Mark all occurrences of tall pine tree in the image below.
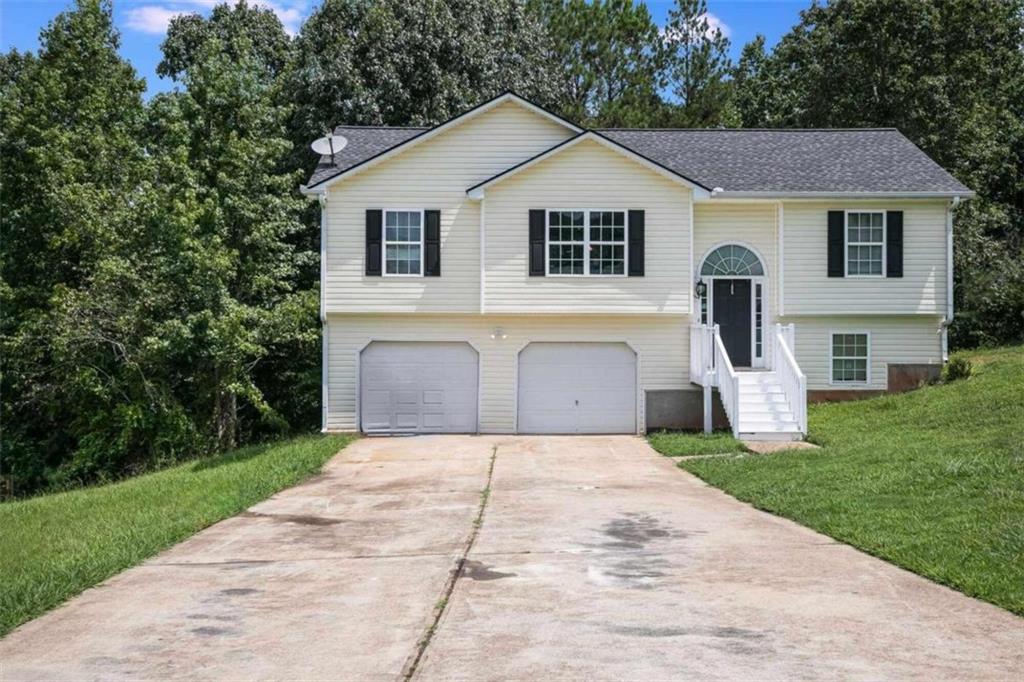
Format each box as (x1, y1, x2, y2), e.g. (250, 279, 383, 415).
(532, 0, 665, 126)
(663, 0, 735, 127)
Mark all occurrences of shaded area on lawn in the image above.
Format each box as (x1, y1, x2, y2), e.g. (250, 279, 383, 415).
(0, 433, 356, 636)
(669, 346, 1024, 615)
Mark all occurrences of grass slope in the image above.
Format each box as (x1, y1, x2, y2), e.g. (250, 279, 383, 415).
(675, 346, 1024, 615)
(0, 433, 355, 636)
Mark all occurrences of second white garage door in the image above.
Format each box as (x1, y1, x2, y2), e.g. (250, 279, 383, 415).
(517, 342, 637, 434)
(360, 342, 478, 433)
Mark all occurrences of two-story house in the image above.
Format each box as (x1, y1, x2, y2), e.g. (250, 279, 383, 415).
(301, 93, 972, 441)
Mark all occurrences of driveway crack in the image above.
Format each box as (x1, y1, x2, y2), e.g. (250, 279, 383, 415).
(401, 445, 497, 681)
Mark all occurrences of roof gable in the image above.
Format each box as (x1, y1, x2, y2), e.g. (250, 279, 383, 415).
(303, 92, 582, 192)
(466, 131, 712, 199)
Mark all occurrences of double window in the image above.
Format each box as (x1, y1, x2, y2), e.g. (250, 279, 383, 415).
(846, 211, 885, 276)
(831, 332, 870, 384)
(547, 210, 626, 276)
(384, 210, 423, 276)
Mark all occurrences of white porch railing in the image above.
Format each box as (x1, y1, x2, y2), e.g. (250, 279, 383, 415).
(712, 325, 740, 437)
(689, 323, 714, 385)
(772, 323, 807, 434)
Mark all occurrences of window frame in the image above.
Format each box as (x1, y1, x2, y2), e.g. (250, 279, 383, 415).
(829, 330, 871, 386)
(545, 209, 628, 278)
(382, 208, 425, 278)
(844, 209, 886, 278)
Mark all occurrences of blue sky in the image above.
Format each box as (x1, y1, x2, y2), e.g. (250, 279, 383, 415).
(1, 0, 808, 98)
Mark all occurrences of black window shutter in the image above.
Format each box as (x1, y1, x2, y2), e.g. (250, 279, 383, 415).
(827, 210, 845, 278)
(628, 210, 645, 277)
(886, 210, 903, 278)
(366, 209, 382, 276)
(424, 210, 441, 276)
(529, 209, 545, 276)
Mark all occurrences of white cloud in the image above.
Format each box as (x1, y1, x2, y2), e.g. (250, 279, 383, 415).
(703, 12, 730, 39)
(122, 1, 309, 37)
(123, 6, 188, 35)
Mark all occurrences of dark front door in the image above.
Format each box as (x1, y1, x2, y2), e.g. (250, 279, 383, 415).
(713, 279, 752, 367)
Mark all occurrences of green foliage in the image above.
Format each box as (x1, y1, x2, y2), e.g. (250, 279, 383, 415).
(677, 345, 1024, 615)
(0, 433, 355, 636)
(531, 0, 666, 127)
(943, 354, 973, 382)
(158, 0, 291, 81)
(1, 0, 313, 496)
(662, 0, 737, 127)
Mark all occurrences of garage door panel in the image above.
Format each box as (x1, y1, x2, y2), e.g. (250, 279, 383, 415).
(360, 342, 478, 433)
(518, 343, 636, 434)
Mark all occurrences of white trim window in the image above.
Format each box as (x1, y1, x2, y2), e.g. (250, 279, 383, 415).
(846, 211, 885, 276)
(831, 332, 870, 384)
(547, 210, 626, 276)
(384, 209, 423, 276)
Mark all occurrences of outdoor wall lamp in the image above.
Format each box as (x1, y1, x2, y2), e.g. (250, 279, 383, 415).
(694, 279, 707, 298)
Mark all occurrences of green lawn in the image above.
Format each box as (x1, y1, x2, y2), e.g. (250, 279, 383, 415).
(647, 430, 748, 457)
(0, 433, 355, 636)
(663, 346, 1024, 615)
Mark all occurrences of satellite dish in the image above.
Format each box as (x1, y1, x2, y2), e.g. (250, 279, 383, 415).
(311, 134, 348, 156)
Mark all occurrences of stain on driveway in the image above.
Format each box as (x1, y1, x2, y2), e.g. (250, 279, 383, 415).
(2, 435, 1023, 681)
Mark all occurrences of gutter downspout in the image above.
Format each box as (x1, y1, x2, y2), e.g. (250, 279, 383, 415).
(319, 192, 329, 431)
(942, 196, 960, 361)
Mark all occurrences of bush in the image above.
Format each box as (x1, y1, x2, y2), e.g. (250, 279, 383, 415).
(944, 354, 973, 382)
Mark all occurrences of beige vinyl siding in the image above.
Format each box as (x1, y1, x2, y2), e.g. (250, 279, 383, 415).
(782, 200, 948, 315)
(323, 101, 573, 314)
(782, 315, 943, 390)
(324, 313, 690, 432)
(483, 139, 693, 314)
(694, 203, 777, 361)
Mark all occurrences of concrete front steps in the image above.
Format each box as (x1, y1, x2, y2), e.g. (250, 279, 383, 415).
(736, 371, 803, 441)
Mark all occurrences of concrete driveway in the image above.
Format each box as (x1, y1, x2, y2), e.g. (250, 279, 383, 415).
(2, 436, 1022, 680)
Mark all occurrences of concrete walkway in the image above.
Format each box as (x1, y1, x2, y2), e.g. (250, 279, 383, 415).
(2, 436, 1022, 680)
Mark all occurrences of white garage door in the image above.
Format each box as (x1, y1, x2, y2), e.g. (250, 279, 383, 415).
(517, 342, 636, 434)
(360, 342, 478, 433)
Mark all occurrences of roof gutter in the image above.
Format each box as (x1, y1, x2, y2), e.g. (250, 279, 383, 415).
(700, 190, 976, 201)
(299, 184, 326, 198)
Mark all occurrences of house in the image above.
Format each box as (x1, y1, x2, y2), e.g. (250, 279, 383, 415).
(301, 92, 972, 441)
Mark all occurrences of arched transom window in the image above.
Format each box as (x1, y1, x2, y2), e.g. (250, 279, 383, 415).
(700, 244, 764, 277)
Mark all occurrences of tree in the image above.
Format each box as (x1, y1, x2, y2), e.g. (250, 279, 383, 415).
(1, 0, 153, 491)
(662, 0, 735, 127)
(152, 30, 307, 450)
(157, 0, 292, 82)
(531, 0, 665, 126)
(284, 0, 555, 167)
(732, 35, 772, 128)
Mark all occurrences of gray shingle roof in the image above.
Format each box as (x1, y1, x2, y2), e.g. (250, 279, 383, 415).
(599, 128, 972, 194)
(307, 125, 428, 188)
(307, 124, 972, 195)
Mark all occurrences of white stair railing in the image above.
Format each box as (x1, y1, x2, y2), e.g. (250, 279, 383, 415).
(773, 323, 807, 434)
(712, 324, 740, 437)
(689, 324, 714, 385)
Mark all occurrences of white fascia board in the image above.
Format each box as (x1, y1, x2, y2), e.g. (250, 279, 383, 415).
(467, 131, 712, 199)
(306, 93, 582, 193)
